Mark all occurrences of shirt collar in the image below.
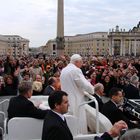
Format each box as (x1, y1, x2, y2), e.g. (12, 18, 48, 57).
(131, 83, 137, 87)
(111, 100, 118, 107)
(52, 110, 65, 121)
(50, 85, 55, 90)
(95, 93, 101, 98)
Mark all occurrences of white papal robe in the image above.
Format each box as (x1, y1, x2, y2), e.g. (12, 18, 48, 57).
(60, 63, 94, 134)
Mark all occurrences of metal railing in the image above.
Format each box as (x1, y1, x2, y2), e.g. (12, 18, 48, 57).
(0, 99, 9, 106)
(0, 127, 3, 140)
(0, 111, 6, 140)
(0, 99, 9, 117)
(79, 91, 99, 135)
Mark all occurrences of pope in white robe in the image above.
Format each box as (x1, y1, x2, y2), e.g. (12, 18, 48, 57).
(60, 54, 94, 134)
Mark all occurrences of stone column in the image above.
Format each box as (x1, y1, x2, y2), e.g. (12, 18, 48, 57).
(123, 40, 125, 56)
(134, 39, 137, 56)
(120, 39, 123, 56)
(56, 0, 64, 56)
(128, 40, 131, 55)
(112, 39, 114, 55)
(108, 38, 112, 55)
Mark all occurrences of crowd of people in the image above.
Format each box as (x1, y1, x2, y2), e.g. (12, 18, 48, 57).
(0, 54, 140, 97)
(0, 54, 140, 139)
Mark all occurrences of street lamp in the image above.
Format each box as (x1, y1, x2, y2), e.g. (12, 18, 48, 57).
(13, 43, 17, 58)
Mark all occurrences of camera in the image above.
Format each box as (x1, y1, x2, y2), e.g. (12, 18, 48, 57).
(120, 128, 127, 137)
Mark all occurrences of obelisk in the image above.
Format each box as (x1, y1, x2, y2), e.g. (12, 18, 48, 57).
(56, 0, 64, 56)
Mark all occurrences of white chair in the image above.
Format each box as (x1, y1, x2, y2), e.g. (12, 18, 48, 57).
(29, 96, 49, 108)
(8, 117, 43, 140)
(64, 114, 104, 140)
(0, 111, 5, 140)
(84, 104, 112, 133)
(29, 96, 49, 103)
(74, 133, 103, 140)
(0, 99, 9, 118)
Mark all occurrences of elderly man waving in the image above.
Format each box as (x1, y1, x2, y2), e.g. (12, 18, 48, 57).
(60, 54, 94, 134)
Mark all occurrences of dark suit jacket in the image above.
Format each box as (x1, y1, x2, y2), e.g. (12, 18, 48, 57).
(102, 100, 137, 129)
(123, 84, 140, 99)
(42, 110, 73, 140)
(8, 95, 47, 120)
(43, 86, 54, 96)
(89, 94, 104, 112)
(94, 132, 113, 140)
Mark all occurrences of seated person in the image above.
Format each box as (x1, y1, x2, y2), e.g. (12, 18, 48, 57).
(32, 74, 44, 95)
(89, 83, 104, 112)
(43, 77, 58, 96)
(0, 76, 4, 96)
(102, 87, 139, 129)
(123, 75, 140, 99)
(8, 81, 48, 120)
(3, 75, 18, 96)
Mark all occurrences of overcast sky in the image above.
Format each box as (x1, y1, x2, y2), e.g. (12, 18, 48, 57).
(0, 0, 140, 47)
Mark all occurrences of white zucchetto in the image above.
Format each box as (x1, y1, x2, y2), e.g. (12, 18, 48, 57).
(70, 54, 82, 63)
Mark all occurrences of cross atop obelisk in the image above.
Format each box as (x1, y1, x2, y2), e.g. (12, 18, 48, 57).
(56, 0, 64, 56)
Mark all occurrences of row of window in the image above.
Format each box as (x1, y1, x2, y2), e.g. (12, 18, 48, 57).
(67, 39, 107, 43)
(67, 43, 108, 47)
(8, 37, 20, 40)
(67, 48, 108, 52)
(66, 35, 106, 41)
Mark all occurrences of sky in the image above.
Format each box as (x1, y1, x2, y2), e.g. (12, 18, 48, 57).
(0, 0, 140, 48)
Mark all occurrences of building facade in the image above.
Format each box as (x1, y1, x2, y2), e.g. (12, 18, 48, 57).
(44, 32, 109, 56)
(0, 35, 29, 57)
(108, 22, 140, 56)
(43, 39, 57, 56)
(43, 22, 140, 57)
(64, 32, 109, 56)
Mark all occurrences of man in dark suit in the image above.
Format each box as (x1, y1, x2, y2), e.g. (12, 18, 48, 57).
(43, 77, 58, 96)
(123, 75, 140, 99)
(8, 81, 48, 120)
(102, 87, 139, 129)
(42, 90, 73, 140)
(89, 83, 104, 112)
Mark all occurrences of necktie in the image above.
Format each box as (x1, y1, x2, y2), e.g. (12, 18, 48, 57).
(63, 117, 68, 127)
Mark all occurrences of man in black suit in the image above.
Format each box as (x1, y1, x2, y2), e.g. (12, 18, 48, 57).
(123, 75, 140, 99)
(8, 81, 48, 120)
(42, 90, 128, 140)
(89, 83, 104, 112)
(43, 77, 58, 96)
(42, 90, 73, 140)
(102, 87, 139, 129)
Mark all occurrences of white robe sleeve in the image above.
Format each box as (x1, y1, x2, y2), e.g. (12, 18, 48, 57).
(73, 68, 94, 95)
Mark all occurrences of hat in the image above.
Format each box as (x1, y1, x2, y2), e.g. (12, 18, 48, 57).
(70, 54, 82, 63)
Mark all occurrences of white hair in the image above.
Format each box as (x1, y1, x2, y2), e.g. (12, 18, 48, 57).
(70, 54, 82, 63)
(94, 83, 104, 92)
(130, 75, 139, 84)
